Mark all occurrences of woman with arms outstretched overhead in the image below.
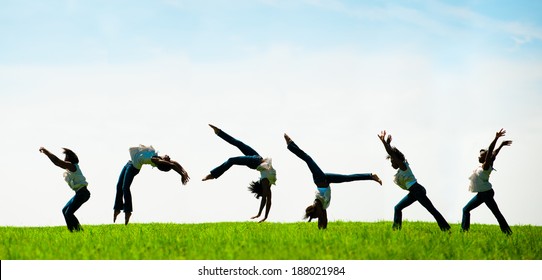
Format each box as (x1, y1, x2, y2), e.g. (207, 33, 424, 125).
(377, 130, 450, 231)
(39, 147, 91, 232)
(462, 128, 513, 235)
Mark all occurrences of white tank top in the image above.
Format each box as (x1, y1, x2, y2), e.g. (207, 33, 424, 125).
(256, 158, 277, 185)
(394, 161, 417, 190)
(129, 145, 158, 169)
(315, 187, 331, 210)
(63, 164, 88, 191)
(469, 166, 493, 193)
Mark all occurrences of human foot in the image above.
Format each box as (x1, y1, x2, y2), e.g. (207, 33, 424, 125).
(284, 133, 292, 144)
(372, 174, 382, 186)
(125, 212, 132, 225)
(202, 174, 215, 181)
(113, 210, 121, 223)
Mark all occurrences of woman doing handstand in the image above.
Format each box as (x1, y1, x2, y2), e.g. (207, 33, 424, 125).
(202, 124, 276, 223)
(284, 134, 381, 229)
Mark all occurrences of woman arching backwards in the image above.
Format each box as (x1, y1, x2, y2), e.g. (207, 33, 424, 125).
(462, 128, 512, 235)
(114, 145, 190, 225)
(377, 130, 450, 231)
(39, 147, 91, 232)
(202, 124, 276, 223)
(284, 134, 381, 229)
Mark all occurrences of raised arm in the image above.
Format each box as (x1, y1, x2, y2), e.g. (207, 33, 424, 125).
(483, 129, 507, 170)
(377, 130, 407, 170)
(39, 147, 76, 171)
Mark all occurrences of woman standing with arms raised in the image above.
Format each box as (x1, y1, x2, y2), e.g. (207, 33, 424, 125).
(39, 147, 91, 232)
(377, 130, 450, 231)
(462, 128, 513, 235)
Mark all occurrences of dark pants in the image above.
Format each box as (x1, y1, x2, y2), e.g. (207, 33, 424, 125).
(287, 141, 373, 187)
(114, 161, 140, 213)
(62, 187, 90, 232)
(210, 130, 263, 178)
(394, 183, 450, 231)
(462, 189, 512, 234)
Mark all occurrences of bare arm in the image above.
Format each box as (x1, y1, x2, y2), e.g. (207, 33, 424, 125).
(152, 157, 190, 185)
(171, 161, 190, 185)
(39, 147, 76, 171)
(377, 130, 407, 170)
(493, 140, 512, 158)
(483, 129, 506, 170)
(319, 209, 328, 229)
(251, 179, 271, 223)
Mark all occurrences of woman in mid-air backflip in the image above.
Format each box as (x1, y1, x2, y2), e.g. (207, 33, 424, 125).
(284, 133, 381, 229)
(377, 130, 450, 231)
(462, 128, 513, 235)
(39, 147, 91, 232)
(202, 124, 276, 223)
(114, 145, 190, 225)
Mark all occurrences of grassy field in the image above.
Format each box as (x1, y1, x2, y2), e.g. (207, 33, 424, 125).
(1, 221, 541, 260)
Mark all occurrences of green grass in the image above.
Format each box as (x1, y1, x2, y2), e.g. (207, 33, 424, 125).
(1, 221, 541, 260)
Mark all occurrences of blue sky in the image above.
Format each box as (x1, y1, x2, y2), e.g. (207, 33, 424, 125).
(1, 0, 541, 228)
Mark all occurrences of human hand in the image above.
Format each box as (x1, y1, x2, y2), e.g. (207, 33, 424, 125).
(378, 130, 387, 141)
(496, 128, 506, 138)
(501, 140, 513, 147)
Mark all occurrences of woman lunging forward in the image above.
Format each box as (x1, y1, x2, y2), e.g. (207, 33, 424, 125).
(462, 128, 512, 235)
(377, 130, 450, 231)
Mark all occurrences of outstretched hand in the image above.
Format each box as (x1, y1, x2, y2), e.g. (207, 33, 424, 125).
(501, 140, 513, 146)
(378, 130, 387, 142)
(496, 128, 506, 138)
(378, 131, 392, 144)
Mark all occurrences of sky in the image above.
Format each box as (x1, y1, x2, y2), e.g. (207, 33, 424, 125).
(1, 0, 541, 228)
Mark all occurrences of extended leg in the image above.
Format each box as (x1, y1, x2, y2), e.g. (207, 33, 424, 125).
(393, 192, 416, 230)
(462, 193, 484, 232)
(216, 128, 260, 156)
(286, 140, 327, 185)
(410, 184, 450, 231)
(209, 155, 263, 179)
(324, 173, 374, 184)
(484, 191, 512, 234)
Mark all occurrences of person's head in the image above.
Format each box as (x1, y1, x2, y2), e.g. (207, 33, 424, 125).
(248, 179, 265, 198)
(479, 149, 488, 163)
(62, 148, 79, 164)
(304, 199, 327, 229)
(154, 156, 173, 172)
(386, 146, 405, 169)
